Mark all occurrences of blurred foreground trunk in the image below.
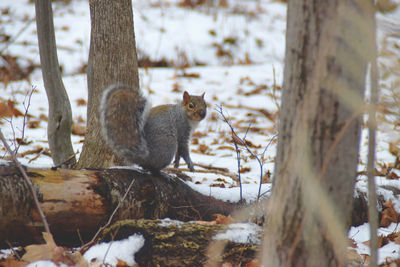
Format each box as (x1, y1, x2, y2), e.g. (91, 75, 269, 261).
(261, 0, 375, 266)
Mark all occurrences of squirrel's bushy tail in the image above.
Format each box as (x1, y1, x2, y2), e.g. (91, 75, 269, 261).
(99, 84, 149, 165)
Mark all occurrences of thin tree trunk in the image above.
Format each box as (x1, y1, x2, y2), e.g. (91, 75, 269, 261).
(35, 0, 76, 168)
(261, 0, 374, 266)
(0, 165, 234, 248)
(367, 2, 379, 265)
(76, 0, 140, 168)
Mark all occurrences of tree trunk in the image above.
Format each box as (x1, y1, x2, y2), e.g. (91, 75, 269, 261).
(76, 0, 140, 168)
(35, 0, 76, 168)
(0, 165, 234, 248)
(261, 0, 374, 266)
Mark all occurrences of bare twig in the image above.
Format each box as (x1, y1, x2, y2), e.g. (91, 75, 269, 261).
(272, 65, 280, 113)
(0, 129, 50, 234)
(1, 87, 35, 156)
(15, 87, 35, 154)
(216, 105, 243, 203)
(0, 17, 36, 55)
(216, 105, 276, 201)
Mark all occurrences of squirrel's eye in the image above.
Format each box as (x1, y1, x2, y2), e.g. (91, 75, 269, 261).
(189, 103, 195, 109)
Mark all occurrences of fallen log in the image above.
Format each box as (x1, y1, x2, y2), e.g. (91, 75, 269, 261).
(0, 164, 235, 248)
(0, 163, 393, 249)
(95, 219, 259, 266)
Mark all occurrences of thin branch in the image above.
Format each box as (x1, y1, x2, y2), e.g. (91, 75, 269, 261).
(216, 105, 243, 203)
(272, 65, 280, 113)
(0, 17, 36, 55)
(15, 87, 35, 155)
(0, 129, 50, 234)
(216, 105, 276, 201)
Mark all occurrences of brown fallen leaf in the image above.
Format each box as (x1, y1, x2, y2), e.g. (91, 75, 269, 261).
(72, 124, 86, 136)
(380, 200, 400, 227)
(0, 99, 23, 117)
(116, 259, 130, 267)
(22, 232, 88, 267)
(76, 98, 87, 106)
(214, 214, 235, 225)
(389, 142, 400, 158)
(0, 255, 28, 267)
(245, 259, 261, 267)
(28, 120, 41, 129)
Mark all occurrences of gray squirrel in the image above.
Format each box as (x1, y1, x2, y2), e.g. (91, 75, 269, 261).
(99, 84, 207, 172)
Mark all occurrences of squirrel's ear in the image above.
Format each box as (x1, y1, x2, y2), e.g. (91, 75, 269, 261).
(201, 92, 205, 99)
(183, 91, 190, 104)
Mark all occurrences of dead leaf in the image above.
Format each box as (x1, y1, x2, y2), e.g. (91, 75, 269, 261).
(0, 99, 23, 117)
(192, 131, 207, 138)
(0, 55, 35, 83)
(176, 72, 200, 78)
(380, 200, 400, 227)
(28, 120, 41, 129)
(22, 232, 58, 262)
(389, 142, 400, 157)
(245, 259, 261, 267)
(0, 256, 28, 267)
(72, 124, 86, 136)
(39, 113, 48, 121)
(387, 171, 399, 180)
(16, 138, 31, 146)
(76, 98, 87, 106)
(20, 146, 51, 158)
(217, 145, 236, 151)
(214, 214, 235, 225)
(239, 167, 251, 173)
(210, 183, 225, 188)
(116, 259, 129, 267)
(22, 232, 88, 267)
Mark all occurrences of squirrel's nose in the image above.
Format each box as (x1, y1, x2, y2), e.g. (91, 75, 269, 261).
(198, 109, 206, 118)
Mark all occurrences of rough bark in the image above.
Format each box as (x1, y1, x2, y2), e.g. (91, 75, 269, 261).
(0, 164, 235, 248)
(76, 0, 140, 168)
(35, 0, 76, 168)
(261, 0, 374, 266)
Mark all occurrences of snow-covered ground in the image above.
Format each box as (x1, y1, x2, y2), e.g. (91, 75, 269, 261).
(1, 0, 400, 265)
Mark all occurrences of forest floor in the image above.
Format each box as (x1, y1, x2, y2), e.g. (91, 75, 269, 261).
(0, 0, 400, 266)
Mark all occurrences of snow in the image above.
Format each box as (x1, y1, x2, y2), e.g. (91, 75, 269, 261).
(213, 222, 262, 245)
(26, 260, 59, 267)
(1, 0, 400, 265)
(349, 223, 400, 264)
(185, 180, 272, 202)
(83, 234, 145, 266)
(158, 218, 184, 227)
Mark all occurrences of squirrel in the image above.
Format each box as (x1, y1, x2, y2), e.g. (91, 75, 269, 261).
(99, 84, 207, 172)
